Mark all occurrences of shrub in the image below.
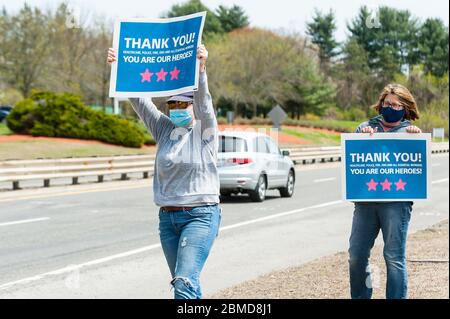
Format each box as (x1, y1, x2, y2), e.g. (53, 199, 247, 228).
(302, 113, 321, 121)
(323, 106, 345, 120)
(234, 117, 252, 125)
(343, 107, 367, 122)
(248, 117, 272, 125)
(135, 121, 156, 145)
(416, 95, 449, 137)
(7, 91, 146, 148)
(217, 116, 228, 125)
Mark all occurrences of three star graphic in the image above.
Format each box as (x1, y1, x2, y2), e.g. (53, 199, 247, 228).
(139, 67, 179, 83)
(366, 178, 406, 191)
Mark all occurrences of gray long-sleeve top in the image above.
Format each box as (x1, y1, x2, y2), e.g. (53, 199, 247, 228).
(129, 71, 220, 207)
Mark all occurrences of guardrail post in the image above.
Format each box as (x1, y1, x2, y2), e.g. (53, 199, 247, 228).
(98, 175, 104, 183)
(44, 179, 50, 187)
(13, 181, 20, 190)
(143, 172, 149, 179)
(72, 177, 79, 185)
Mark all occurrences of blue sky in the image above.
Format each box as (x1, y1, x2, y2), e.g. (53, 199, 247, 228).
(1, 0, 448, 41)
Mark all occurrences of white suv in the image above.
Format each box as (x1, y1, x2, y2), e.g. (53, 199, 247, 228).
(217, 131, 296, 202)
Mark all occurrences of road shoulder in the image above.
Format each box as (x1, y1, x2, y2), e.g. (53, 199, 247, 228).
(211, 220, 449, 299)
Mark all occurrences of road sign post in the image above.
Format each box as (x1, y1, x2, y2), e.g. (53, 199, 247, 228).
(433, 128, 445, 142)
(268, 105, 287, 130)
(226, 111, 234, 124)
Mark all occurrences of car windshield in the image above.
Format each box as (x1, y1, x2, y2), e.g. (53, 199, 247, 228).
(218, 136, 248, 153)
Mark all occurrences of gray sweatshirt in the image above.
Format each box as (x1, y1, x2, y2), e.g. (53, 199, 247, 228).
(129, 71, 220, 207)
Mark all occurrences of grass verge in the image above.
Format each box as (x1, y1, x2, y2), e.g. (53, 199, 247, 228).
(282, 127, 341, 145)
(0, 140, 155, 160)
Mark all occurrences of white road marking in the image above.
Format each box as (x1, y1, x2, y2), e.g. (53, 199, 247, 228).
(0, 184, 151, 203)
(221, 200, 343, 232)
(0, 217, 50, 227)
(313, 177, 336, 183)
(0, 200, 343, 291)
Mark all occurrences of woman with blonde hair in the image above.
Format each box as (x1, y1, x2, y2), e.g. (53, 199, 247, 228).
(348, 83, 422, 299)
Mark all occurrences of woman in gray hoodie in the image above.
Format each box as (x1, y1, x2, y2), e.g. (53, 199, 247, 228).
(108, 45, 221, 299)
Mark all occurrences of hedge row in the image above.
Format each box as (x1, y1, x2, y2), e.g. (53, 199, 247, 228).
(7, 91, 146, 148)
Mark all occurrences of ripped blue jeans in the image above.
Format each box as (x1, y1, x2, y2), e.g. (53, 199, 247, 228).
(158, 204, 221, 299)
(348, 202, 412, 299)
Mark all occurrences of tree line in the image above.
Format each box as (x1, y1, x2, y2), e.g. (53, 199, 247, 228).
(0, 0, 448, 133)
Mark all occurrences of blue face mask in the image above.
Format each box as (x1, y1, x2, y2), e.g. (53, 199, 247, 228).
(169, 109, 193, 127)
(380, 106, 405, 123)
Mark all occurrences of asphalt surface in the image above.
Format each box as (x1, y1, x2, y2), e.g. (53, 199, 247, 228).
(0, 154, 448, 298)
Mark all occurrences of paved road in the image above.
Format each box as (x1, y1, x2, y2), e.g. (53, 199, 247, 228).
(0, 154, 448, 298)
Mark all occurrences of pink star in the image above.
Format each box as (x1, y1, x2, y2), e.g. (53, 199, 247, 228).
(366, 179, 378, 191)
(170, 66, 181, 80)
(395, 178, 407, 191)
(156, 68, 168, 82)
(380, 178, 392, 191)
(140, 68, 153, 83)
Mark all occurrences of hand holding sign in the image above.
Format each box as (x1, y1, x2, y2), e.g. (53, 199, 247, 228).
(406, 125, 422, 133)
(360, 125, 422, 135)
(341, 133, 431, 201)
(109, 12, 206, 98)
(107, 48, 117, 65)
(360, 126, 378, 135)
(197, 44, 208, 72)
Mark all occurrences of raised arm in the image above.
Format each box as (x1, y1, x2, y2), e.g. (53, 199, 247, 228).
(129, 98, 174, 143)
(193, 45, 217, 137)
(107, 48, 173, 143)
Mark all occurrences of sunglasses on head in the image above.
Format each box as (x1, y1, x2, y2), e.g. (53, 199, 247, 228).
(167, 101, 191, 108)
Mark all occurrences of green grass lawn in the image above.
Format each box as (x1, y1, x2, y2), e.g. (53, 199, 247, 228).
(328, 120, 360, 131)
(432, 137, 449, 142)
(0, 122, 11, 135)
(0, 119, 356, 160)
(294, 119, 360, 132)
(281, 128, 341, 145)
(0, 140, 156, 161)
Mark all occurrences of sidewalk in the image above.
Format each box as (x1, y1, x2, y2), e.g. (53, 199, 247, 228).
(211, 220, 449, 299)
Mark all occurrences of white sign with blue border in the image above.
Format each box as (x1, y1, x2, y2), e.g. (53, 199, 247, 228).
(109, 12, 206, 98)
(341, 133, 431, 201)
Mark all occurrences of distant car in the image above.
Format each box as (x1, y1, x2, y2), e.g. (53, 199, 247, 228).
(0, 105, 12, 122)
(218, 131, 296, 202)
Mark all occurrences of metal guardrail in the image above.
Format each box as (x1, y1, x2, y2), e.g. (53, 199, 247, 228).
(0, 143, 448, 191)
(287, 146, 342, 165)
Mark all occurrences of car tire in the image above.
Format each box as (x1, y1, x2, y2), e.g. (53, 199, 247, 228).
(249, 174, 266, 202)
(279, 170, 295, 197)
(219, 190, 231, 200)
